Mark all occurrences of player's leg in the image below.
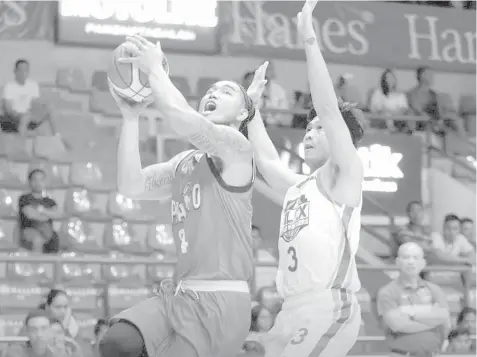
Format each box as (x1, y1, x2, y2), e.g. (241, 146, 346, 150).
(100, 291, 173, 357)
(278, 290, 360, 357)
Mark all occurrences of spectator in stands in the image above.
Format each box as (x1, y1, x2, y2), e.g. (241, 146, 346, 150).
(368, 69, 410, 132)
(242, 71, 255, 91)
(0, 59, 50, 136)
(446, 327, 473, 353)
(291, 89, 313, 129)
(19, 169, 62, 253)
(457, 307, 476, 335)
(44, 289, 79, 340)
(377, 242, 450, 357)
(460, 217, 475, 248)
(429, 214, 475, 265)
(92, 319, 109, 357)
(394, 201, 432, 258)
(334, 73, 362, 107)
(261, 61, 291, 126)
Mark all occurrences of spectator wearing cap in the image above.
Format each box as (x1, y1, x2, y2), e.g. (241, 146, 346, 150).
(393, 201, 432, 258)
(368, 69, 411, 132)
(18, 169, 63, 253)
(377, 242, 451, 357)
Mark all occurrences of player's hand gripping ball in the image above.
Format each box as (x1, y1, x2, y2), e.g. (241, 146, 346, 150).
(107, 38, 169, 104)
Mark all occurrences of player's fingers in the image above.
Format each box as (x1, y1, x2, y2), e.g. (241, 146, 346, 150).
(131, 34, 151, 47)
(155, 41, 163, 51)
(306, 0, 318, 11)
(126, 36, 147, 51)
(122, 41, 142, 57)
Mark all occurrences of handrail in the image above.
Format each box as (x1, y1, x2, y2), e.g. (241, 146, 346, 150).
(0, 255, 473, 273)
(429, 145, 476, 177)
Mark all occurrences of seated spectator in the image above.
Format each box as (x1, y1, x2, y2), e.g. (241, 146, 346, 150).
(429, 214, 475, 265)
(1, 59, 51, 136)
(394, 201, 432, 257)
(368, 69, 410, 132)
(261, 61, 291, 127)
(50, 318, 67, 337)
(377, 242, 451, 357)
(460, 217, 475, 248)
(44, 289, 80, 339)
(92, 319, 109, 357)
(446, 327, 473, 353)
(456, 307, 476, 335)
(291, 90, 312, 129)
(19, 169, 63, 253)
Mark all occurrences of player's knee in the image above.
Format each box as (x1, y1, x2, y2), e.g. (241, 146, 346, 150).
(99, 321, 145, 357)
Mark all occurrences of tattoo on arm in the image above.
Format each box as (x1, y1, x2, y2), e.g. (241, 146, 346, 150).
(187, 120, 251, 159)
(144, 172, 174, 191)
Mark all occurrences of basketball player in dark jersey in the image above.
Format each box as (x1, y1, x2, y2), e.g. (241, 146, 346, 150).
(99, 36, 265, 357)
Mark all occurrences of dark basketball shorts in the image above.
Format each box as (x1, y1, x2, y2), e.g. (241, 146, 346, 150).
(112, 280, 251, 357)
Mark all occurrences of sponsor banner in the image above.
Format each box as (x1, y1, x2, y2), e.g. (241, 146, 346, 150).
(57, 0, 220, 53)
(221, 1, 476, 73)
(266, 128, 422, 216)
(0, 1, 55, 41)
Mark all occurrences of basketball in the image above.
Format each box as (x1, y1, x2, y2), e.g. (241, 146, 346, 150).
(107, 43, 170, 103)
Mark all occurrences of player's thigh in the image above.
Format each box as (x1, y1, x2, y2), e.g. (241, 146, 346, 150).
(263, 308, 302, 357)
(162, 333, 199, 357)
(279, 296, 360, 357)
(112, 295, 173, 357)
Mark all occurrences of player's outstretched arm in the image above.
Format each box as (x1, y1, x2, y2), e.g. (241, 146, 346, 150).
(297, 0, 363, 206)
(121, 35, 253, 164)
(247, 62, 305, 197)
(110, 81, 189, 200)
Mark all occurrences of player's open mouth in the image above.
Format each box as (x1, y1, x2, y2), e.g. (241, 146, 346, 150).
(203, 101, 217, 114)
(304, 144, 314, 149)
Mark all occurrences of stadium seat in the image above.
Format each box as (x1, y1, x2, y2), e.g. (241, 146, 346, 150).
(147, 223, 176, 256)
(65, 189, 109, 220)
(0, 282, 50, 310)
(438, 92, 457, 114)
(29, 163, 70, 189)
(108, 192, 159, 222)
(147, 252, 175, 283)
(33, 135, 71, 163)
(0, 189, 16, 218)
(104, 219, 148, 255)
(70, 162, 116, 192)
(196, 77, 219, 97)
(60, 218, 106, 253)
(6, 251, 53, 283)
(170, 76, 192, 99)
(0, 159, 28, 189)
(108, 283, 152, 313)
(59, 252, 101, 285)
(90, 89, 122, 117)
(102, 251, 147, 284)
(91, 71, 109, 92)
(3, 134, 32, 161)
(0, 219, 17, 251)
(0, 313, 25, 337)
(56, 67, 89, 93)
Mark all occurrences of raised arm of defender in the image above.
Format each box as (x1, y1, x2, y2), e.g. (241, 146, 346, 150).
(246, 62, 305, 198)
(120, 36, 253, 166)
(298, 0, 363, 206)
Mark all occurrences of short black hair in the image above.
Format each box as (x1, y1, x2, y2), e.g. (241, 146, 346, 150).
(25, 309, 52, 326)
(28, 169, 46, 181)
(15, 59, 29, 70)
(457, 307, 476, 325)
(307, 100, 365, 147)
(46, 289, 67, 306)
(406, 201, 422, 214)
(94, 319, 108, 336)
(461, 217, 474, 224)
(251, 225, 260, 231)
(416, 66, 429, 82)
(448, 327, 470, 341)
(444, 214, 460, 224)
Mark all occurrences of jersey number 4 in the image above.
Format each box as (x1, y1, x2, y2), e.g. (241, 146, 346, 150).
(288, 246, 297, 272)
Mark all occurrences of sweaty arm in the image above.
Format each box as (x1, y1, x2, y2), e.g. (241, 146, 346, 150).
(148, 65, 253, 166)
(304, 36, 363, 206)
(117, 116, 191, 200)
(247, 110, 305, 197)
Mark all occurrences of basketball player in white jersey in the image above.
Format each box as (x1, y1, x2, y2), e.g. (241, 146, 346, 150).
(246, 1, 365, 356)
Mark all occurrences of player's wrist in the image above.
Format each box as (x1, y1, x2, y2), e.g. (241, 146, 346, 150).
(304, 36, 317, 46)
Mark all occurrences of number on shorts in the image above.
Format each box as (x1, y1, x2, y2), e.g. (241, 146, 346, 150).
(288, 246, 297, 272)
(178, 228, 188, 254)
(290, 328, 308, 345)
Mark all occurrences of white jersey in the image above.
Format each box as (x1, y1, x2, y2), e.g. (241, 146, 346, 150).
(276, 171, 361, 299)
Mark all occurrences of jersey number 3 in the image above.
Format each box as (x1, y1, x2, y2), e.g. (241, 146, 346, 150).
(288, 246, 297, 272)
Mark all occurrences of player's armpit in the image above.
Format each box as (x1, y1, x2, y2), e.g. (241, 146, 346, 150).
(119, 150, 192, 201)
(326, 159, 363, 207)
(256, 157, 305, 197)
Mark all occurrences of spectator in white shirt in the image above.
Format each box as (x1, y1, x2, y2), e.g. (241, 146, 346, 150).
(261, 61, 291, 127)
(368, 69, 410, 132)
(429, 214, 475, 265)
(1, 59, 50, 136)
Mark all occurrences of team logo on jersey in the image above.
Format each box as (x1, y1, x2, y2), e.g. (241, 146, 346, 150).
(280, 194, 310, 242)
(180, 156, 196, 175)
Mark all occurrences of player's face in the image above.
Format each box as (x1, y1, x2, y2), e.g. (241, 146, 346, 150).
(302, 117, 330, 170)
(199, 81, 248, 125)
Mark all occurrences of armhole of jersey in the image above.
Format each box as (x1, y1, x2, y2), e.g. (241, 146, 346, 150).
(173, 150, 196, 175)
(206, 155, 254, 193)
